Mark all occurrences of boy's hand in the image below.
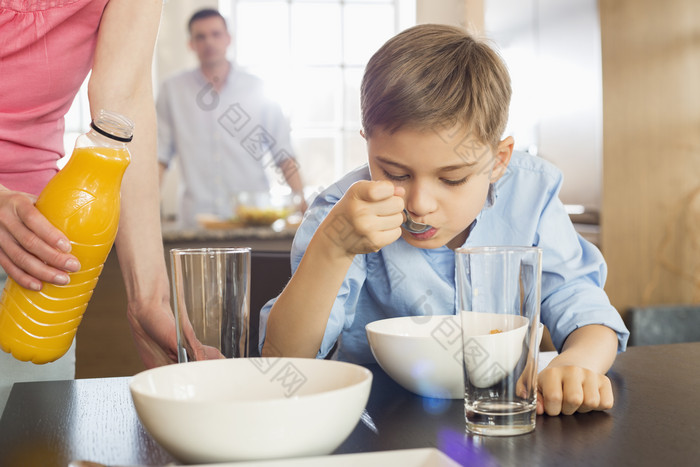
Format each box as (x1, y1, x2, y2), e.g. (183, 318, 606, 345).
(537, 364, 614, 416)
(323, 180, 405, 256)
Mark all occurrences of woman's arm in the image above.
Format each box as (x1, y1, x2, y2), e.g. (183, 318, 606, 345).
(88, 0, 178, 367)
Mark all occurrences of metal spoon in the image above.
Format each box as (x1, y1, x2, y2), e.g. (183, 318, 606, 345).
(69, 462, 140, 467)
(69, 461, 175, 467)
(402, 209, 432, 234)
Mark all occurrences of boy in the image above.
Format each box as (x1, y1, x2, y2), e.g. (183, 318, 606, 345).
(260, 24, 629, 416)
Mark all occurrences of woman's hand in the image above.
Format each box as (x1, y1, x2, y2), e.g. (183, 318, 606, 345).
(0, 187, 80, 290)
(126, 294, 179, 368)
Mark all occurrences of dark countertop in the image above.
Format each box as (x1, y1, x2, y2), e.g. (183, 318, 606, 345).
(2, 343, 699, 466)
(161, 221, 297, 252)
(161, 222, 296, 242)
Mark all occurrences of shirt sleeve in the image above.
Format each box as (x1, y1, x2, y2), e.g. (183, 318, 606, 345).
(260, 97, 297, 168)
(535, 169, 630, 352)
(155, 81, 175, 167)
(258, 184, 368, 358)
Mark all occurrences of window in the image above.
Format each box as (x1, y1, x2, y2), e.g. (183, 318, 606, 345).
(219, 0, 415, 196)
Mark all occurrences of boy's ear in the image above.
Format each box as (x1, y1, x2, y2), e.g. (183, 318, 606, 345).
(490, 136, 514, 182)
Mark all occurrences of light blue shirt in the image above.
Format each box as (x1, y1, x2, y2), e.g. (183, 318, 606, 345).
(157, 64, 295, 228)
(259, 152, 629, 363)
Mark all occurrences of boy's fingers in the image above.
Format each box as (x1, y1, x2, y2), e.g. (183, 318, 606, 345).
(572, 372, 613, 413)
(534, 382, 545, 415)
(374, 196, 405, 217)
(578, 375, 602, 413)
(598, 376, 614, 410)
(375, 227, 403, 247)
(561, 368, 585, 415)
(540, 368, 614, 416)
(374, 212, 404, 231)
(562, 386, 585, 415)
(539, 374, 563, 416)
(354, 180, 396, 202)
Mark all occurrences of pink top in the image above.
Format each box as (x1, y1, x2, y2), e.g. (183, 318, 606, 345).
(0, 0, 110, 196)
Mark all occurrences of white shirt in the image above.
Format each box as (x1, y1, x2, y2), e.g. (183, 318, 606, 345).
(157, 64, 295, 227)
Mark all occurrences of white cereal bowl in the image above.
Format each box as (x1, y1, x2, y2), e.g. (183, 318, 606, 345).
(366, 314, 543, 399)
(460, 312, 533, 388)
(129, 358, 372, 464)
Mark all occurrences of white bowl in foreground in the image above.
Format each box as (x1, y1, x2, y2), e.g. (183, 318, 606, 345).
(366, 314, 543, 399)
(129, 358, 372, 464)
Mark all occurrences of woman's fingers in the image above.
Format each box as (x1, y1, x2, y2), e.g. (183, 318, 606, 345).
(0, 190, 80, 287)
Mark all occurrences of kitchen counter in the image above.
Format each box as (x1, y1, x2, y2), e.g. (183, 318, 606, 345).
(569, 209, 601, 248)
(161, 221, 296, 252)
(573, 223, 600, 247)
(4, 343, 700, 466)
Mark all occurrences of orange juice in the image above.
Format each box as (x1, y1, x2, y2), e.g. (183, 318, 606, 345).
(0, 111, 132, 364)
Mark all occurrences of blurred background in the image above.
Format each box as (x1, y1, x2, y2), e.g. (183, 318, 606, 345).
(65, 0, 605, 218)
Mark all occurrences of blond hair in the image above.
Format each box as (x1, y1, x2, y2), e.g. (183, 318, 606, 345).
(361, 24, 511, 148)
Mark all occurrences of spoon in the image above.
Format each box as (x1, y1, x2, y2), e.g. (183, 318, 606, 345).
(69, 462, 143, 467)
(402, 209, 432, 234)
(69, 461, 174, 467)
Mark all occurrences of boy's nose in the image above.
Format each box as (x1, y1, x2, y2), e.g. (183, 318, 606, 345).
(404, 187, 437, 220)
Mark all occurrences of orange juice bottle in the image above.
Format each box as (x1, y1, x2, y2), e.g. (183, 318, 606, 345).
(0, 110, 132, 364)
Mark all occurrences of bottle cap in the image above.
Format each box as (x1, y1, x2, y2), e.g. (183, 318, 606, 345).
(91, 110, 134, 143)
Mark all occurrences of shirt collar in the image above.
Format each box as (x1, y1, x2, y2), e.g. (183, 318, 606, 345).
(485, 182, 497, 209)
(459, 181, 499, 248)
(195, 61, 235, 87)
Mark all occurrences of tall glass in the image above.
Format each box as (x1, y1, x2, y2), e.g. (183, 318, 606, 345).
(170, 248, 251, 362)
(456, 246, 542, 436)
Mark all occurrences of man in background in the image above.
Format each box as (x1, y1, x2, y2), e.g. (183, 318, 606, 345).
(157, 8, 305, 228)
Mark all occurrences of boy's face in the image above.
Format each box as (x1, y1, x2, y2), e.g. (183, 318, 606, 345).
(365, 126, 513, 250)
